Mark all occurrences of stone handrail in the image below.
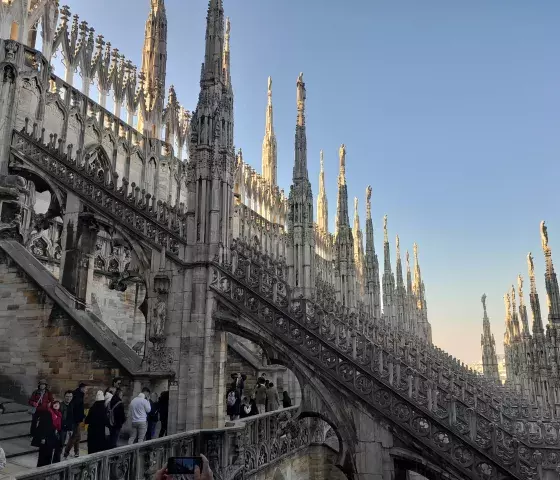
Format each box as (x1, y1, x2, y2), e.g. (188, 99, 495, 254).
(13, 407, 306, 480)
(211, 252, 546, 479)
(228, 238, 557, 447)
(11, 128, 186, 255)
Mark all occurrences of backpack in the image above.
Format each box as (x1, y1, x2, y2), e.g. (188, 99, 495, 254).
(107, 400, 122, 427)
(226, 391, 236, 407)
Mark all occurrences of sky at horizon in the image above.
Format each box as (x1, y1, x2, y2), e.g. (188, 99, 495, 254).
(57, 0, 560, 363)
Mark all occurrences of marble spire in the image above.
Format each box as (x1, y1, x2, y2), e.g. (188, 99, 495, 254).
(382, 215, 395, 326)
(293, 73, 308, 181)
(353, 197, 365, 295)
(480, 293, 500, 382)
(317, 150, 328, 232)
(138, 0, 167, 134)
(364, 186, 381, 319)
(333, 144, 355, 308)
(541, 221, 560, 324)
(202, 0, 225, 83)
(262, 76, 277, 185)
(335, 145, 349, 232)
(222, 17, 231, 89)
(287, 73, 314, 299)
(518, 274, 530, 336)
(510, 284, 521, 339)
(527, 252, 544, 335)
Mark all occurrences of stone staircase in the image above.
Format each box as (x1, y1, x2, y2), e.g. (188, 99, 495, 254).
(210, 249, 546, 480)
(0, 398, 35, 459)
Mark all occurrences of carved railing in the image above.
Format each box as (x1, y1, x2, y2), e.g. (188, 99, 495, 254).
(10, 128, 187, 255)
(13, 407, 307, 480)
(210, 252, 552, 479)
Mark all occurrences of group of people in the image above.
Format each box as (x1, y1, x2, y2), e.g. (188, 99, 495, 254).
(226, 373, 292, 421)
(27, 378, 170, 468)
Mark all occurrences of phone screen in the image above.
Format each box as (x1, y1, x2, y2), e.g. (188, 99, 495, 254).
(167, 457, 202, 480)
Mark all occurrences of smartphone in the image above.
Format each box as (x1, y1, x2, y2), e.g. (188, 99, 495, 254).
(167, 457, 203, 480)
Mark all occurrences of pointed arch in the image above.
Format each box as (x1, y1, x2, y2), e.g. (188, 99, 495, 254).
(83, 145, 112, 184)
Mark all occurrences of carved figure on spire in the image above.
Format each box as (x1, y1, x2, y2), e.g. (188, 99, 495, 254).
(541, 221, 549, 250)
(268, 75, 272, 95)
(354, 197, 358, 217)
(413, 242, 419, 262)
(366, 185, 372, 220)
(482, 293, 487, 314)
(339, 144, 346, 168)
(396, 234, 400, 254)
(528, 252, 536, 284)
(383, 215, 388, 243)
(406, 250, 410, 269)
(296, 73, 305, 110)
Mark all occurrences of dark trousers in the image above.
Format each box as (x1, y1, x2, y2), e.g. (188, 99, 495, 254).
(64, 424, 81, 456)
(159, 417, 167, 438)
(146, 420, 157, 441)
(37, 444, 53, 467)
(108, 426, 121, 448)
(30, 412, 40, 435)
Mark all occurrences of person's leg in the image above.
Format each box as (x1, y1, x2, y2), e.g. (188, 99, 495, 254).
(52, 443, 62, 463)
(128, 424, 138, 445)
(30, 413, 39, 435)
(137, 422, 147, 443)
(64, 429, 76, 457)
(159, 419, 167, 438)
(71, 424, 82, 456)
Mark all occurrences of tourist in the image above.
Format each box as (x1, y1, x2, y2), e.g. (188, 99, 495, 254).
(64, 382, 86, 459)
(155, 453, 213, 480)
(85, 391, 108, 454)
(128, 391, 151, 444)
(104, 390, 113, 408)
(226, 384, 240, 421)
(282, 391, 292, 408)
(28, 379, 54, 435)
(60, 391, 74, 450)
(107, 388, 126, 448)
(239, 397, 252, 418)
(254, 381, 267, 414)
(266, 382, 279, 412)
(158, 391, 169, 438)
(146, 392, 159, 440)
(0, 445, 5, 471)
(31, 399, 62, 467)
(112, 377, 123, 390)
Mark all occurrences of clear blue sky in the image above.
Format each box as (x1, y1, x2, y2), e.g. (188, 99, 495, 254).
(61, 0, 560, 363)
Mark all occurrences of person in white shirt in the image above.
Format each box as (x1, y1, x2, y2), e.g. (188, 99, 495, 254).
(128, 391, 151, 444)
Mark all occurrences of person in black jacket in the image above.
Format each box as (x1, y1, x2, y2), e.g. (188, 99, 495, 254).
(158, 391, 169, 438)
(59, 391, 74, 450)
(145, 392, 159, 441)
(282, 391, 292, 408)
(85, 391, 108, 454)
(107, 388, 126, 448)
(63, 382, 86, 459)
(32, 400, 62, 467)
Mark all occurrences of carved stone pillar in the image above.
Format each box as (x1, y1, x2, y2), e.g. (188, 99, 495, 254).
(143, 272, 174, 372)
(0, 174, 28, 241)
(59, 193, 99, 309)
(0, 40, 20, 174)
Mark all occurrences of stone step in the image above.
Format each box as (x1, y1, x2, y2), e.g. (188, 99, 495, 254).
(0, 401, 29, 414)
(0, 412, 31, 426)
(2, 436, 37, 459)
(0, 421, 31, 441)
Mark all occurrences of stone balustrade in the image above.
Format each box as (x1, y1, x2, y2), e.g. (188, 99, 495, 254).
(211, 243, 551, 479)
(12, 407, 307, 480)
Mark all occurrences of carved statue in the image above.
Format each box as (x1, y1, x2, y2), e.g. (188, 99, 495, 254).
(541, 221, 549, 250)
(481, 294, 487, 313)
(320, 150, 324, 170)
(354, 197, 358, 215)
(527, 252, 535, 279)
(296, 72, 305, 107)
(366, 185, 372, 204)
(406, 250, 410, 267)
(339, 144, 346, 166)
(268, 75, 272, 94)
(151, 296, 167, 339)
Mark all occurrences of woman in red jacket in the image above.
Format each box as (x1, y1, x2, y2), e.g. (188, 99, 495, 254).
(28, 379, 54, 436)
(31, 399, 62, 467)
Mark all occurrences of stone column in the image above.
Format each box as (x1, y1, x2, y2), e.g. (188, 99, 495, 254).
(59, 193, 99, 309)
(351, 406, 395, 480)
(0, 40, 21, 174)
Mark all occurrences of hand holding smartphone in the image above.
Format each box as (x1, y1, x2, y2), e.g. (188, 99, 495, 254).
(166, 457, 203, 480)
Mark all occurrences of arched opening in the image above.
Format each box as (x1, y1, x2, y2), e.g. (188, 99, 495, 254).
(224, 332, 301, 422)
